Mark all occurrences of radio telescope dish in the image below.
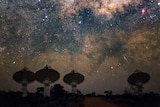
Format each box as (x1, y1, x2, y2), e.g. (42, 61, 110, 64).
(127, 69, 150, 94)
(35, 65, 60, 96)
(128, 69, 150, 85)
(63, 70, 84, 93)
(13, 67, 35, 97)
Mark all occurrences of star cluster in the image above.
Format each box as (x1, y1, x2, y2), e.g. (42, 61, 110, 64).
(0, 0, 160, 94)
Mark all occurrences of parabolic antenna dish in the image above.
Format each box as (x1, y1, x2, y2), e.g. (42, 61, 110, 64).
(63, 70, 84, 85)
(13, 67, 35, 83)
(128, 69, 150, 85)
(35, 65, 60, 83)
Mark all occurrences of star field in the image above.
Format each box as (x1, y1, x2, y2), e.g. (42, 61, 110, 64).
(0, 0, 160, 94)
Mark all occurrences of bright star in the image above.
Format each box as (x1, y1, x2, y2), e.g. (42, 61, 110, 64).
(141, 7, 147, 15)
(78, 20, 82, 24)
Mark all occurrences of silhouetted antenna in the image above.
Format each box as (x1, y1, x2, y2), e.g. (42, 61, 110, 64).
(127, 69, 150, 94)
(35, 65, 60, 96)
(13, 67, 35, 97)
(63, 70, 84, 93)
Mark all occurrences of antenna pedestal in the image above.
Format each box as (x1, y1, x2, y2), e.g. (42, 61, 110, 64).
(21, 80, 28, 97)
(43, 79, 51, 96)
(71, 82, 77, 93)
(135, 82, 143, 95)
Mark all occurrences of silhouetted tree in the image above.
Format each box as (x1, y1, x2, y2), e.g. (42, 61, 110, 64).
(36, 87, 44, 96)
(50, 84, 67, 98)
(104, 90, 112, 96)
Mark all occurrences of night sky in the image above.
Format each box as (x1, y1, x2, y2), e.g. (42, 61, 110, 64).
(0, 0, 160, 94)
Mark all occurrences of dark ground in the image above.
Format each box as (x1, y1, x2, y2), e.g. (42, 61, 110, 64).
(0, 84, 160, 107)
